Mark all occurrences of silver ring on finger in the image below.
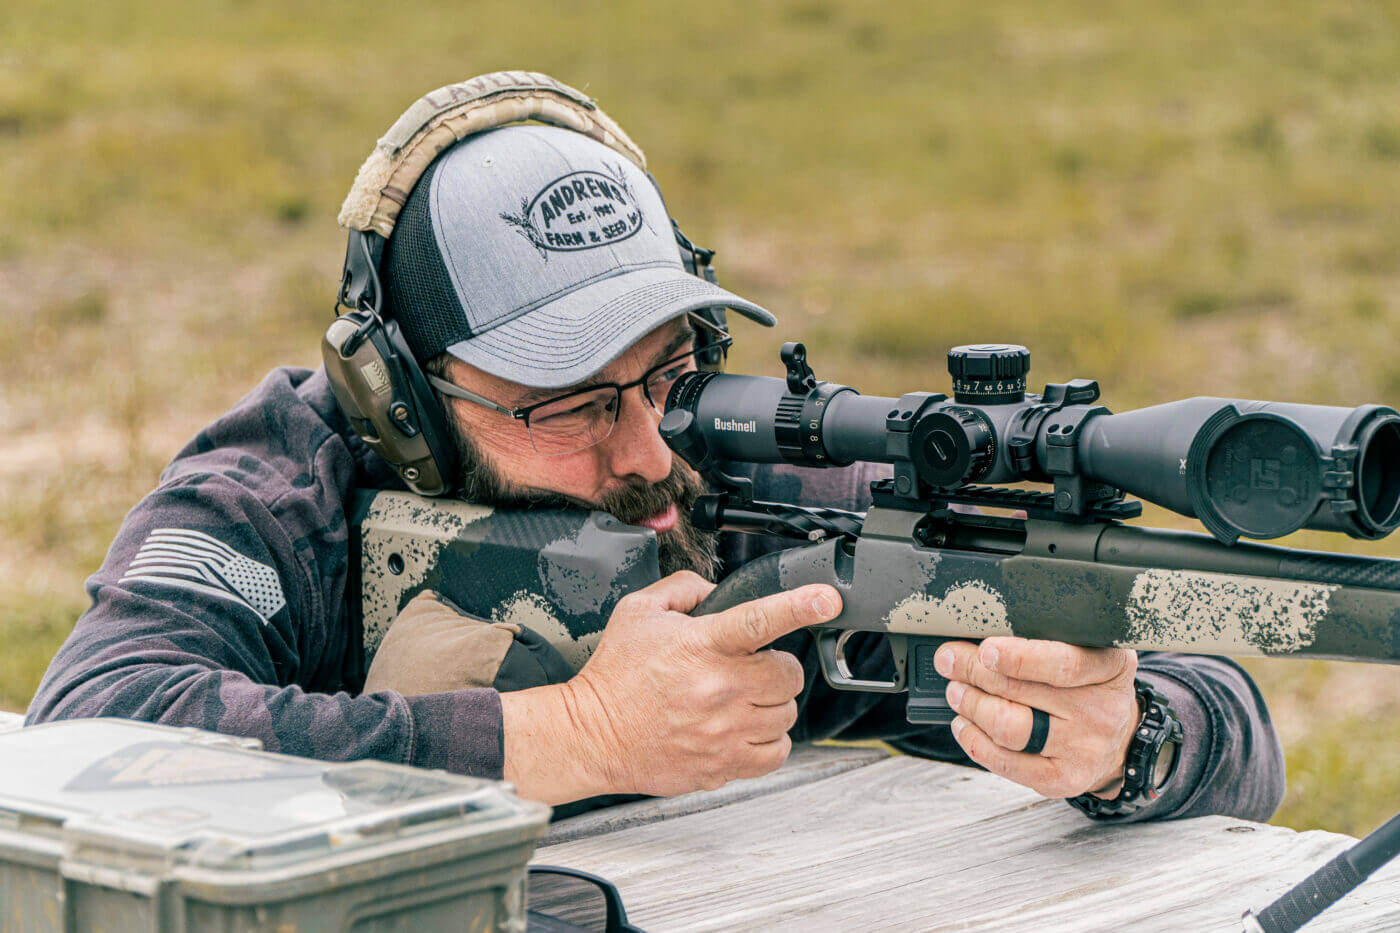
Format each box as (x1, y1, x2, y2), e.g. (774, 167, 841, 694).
(1022, 706, 1051, 755)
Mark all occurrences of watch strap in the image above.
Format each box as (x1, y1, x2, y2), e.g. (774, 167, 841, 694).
(1068, 679, 1184, 819)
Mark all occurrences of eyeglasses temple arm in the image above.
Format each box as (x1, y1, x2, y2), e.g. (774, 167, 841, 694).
(427, 373, 518, 416)
(686, 311, 731, 342)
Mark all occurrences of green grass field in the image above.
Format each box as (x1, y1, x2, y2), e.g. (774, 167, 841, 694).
(3, 0, 1398, 836)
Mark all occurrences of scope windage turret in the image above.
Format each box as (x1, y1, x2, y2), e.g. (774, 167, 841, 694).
(662, 342, 1400, 544)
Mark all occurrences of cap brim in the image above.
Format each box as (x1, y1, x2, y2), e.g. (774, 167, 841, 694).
(442, 267, 775, 389)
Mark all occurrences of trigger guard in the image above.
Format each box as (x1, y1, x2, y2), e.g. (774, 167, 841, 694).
(813, 628, 906, 693)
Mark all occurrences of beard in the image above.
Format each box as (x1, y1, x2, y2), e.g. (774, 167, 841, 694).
(445, 417, 719, 581)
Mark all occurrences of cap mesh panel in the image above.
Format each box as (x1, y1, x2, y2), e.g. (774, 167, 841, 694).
(380, 157, 473, 363)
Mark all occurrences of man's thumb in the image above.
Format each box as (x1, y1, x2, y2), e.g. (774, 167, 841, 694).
(702, 584, 842, 655)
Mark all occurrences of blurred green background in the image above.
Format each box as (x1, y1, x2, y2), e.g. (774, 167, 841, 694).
(2, 1, 1398, 835)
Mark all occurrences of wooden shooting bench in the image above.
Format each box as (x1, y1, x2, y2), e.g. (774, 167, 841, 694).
(539, 745, 1400, 932)
(5, 710, 1394, 931)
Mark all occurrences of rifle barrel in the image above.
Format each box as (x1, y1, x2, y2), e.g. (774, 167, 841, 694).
(1091, 524, 1400, 591)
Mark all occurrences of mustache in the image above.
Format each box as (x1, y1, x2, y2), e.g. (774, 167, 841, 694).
(600, 463, 704, 526)
(476, 462, 703, 526)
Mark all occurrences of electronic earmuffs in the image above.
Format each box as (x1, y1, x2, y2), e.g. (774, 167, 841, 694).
(322, 71, 732, 497)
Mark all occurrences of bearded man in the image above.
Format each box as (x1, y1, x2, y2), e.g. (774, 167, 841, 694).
(28, 74, 1284, 822)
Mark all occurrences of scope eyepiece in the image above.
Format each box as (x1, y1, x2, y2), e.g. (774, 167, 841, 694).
(665, 361, 877, 468)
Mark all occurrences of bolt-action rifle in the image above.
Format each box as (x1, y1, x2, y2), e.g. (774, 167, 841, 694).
(353, 341, 1400, 933)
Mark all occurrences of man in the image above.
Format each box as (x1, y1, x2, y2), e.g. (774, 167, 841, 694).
(28, 75, 1284, 821)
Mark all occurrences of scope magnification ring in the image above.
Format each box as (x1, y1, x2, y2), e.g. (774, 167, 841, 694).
(774, 382, 854, 466)
(801, 384, 855, 465)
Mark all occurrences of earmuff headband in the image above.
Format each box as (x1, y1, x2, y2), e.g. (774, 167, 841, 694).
(338, 71, 646, 241)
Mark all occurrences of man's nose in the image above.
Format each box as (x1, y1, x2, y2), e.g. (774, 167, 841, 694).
(600, 385, 672, 483)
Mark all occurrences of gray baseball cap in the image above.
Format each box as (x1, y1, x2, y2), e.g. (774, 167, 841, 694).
(379, 123, 775, 389)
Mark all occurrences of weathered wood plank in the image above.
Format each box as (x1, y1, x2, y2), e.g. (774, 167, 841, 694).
(538, 757, 1400, 932)
(544, 744, 889, 844)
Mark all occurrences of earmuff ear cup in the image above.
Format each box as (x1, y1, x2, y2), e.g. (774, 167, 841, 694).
(380, 318, 460, 488)
(321, 313, 457, 496)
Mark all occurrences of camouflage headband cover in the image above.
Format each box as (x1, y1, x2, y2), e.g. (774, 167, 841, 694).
(337, 70, 647, 239)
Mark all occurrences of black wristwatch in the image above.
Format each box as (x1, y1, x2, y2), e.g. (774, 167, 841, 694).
(1068, 680, 1183, 819)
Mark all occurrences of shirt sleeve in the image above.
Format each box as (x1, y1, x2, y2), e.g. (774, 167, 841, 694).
(25, 471, 506, 779)
(1118, 654, 1285, 823)
(730, 460, 1286, 823)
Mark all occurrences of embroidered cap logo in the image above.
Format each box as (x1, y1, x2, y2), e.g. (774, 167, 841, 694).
(502, 165, 643, 259)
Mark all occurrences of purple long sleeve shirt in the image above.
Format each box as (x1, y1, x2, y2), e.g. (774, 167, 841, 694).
(27, 366, 1285, 821)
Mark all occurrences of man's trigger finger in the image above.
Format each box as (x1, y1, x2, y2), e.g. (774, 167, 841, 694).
(703, 584, 841, 655)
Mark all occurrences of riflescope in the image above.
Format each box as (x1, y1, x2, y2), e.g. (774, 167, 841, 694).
(663, 342, 1400, 544)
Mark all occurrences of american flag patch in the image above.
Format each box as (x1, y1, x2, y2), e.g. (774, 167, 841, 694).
(120, 529, 287, 624)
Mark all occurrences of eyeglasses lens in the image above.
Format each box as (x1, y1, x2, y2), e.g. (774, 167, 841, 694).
(527, 387, 620, 455)
(642, 358, 697, 411)
(521, 346, 707, 457)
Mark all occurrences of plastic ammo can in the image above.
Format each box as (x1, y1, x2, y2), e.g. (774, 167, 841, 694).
(0, 718, 549, 932)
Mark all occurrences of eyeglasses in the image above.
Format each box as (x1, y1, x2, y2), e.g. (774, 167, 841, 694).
(527, 865, 646, 932)
(428, 315, 732, 457)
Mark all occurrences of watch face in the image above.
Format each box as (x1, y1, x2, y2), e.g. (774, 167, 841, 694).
(1151, 740, 1179, 790)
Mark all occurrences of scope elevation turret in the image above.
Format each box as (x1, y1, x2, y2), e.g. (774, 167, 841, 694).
(947, 344, 1030, 404)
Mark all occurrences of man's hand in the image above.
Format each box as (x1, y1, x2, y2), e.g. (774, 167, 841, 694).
(501, 571, 841, 804)
(935, 637, 1139, 800)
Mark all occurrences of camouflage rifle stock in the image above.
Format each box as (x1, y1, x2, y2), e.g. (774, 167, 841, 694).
(355, 485, 1400, 721)
(352, 486, 1400, 933)
(691, 502, 1400, 723)
(354, 491, 656, 670)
